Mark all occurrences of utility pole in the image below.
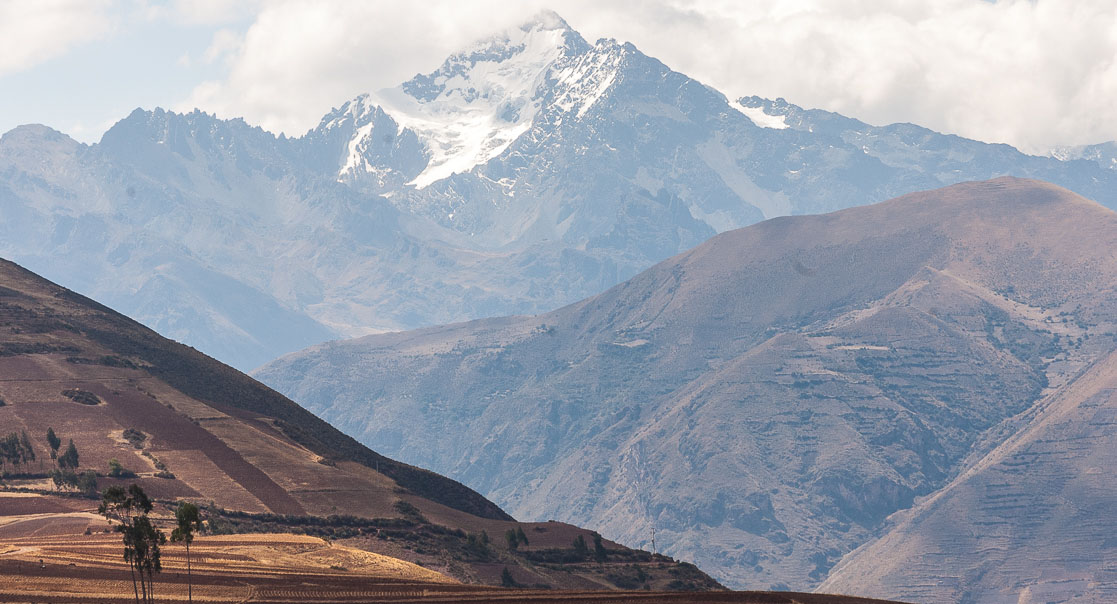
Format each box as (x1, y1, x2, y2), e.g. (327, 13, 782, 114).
(651, 526, 656, 555)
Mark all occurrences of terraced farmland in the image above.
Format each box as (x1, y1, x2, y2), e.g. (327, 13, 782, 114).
(0, 495, 905, 603)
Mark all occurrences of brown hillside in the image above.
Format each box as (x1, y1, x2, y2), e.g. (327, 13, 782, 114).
(0, 257, 504, 520)
(0, 494, 907, 603)
(256, 177, 1117, 596)
(0, 259, 723, 590)
(821, 345, 1117, 603)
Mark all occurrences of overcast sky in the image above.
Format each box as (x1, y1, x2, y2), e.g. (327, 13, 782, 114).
(2, 0, 1115, 154)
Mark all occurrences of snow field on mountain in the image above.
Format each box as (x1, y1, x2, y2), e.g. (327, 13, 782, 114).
(369, 20, 568, 188)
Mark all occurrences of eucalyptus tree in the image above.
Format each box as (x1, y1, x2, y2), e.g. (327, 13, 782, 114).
(100, 484, 164, 604)
(171, 501, 203, 603)
(46, 428, 60, 462)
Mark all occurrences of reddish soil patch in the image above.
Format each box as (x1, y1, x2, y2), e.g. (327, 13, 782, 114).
(0, 553, 908, 604)
(96, 476, 202, 501)
(0, 515, 99, 539)
(81, 379, 306, 515)
(0, 556, 910, 604)
(0, 495, 92, 517)
(0, 354, 304, 516)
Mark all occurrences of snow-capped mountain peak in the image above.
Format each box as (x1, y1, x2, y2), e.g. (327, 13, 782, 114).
(364, 11, 588, 188)
(398, 9, 582, 104)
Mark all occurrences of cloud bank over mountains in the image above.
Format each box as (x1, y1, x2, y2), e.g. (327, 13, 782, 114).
(185, 0, 1117, 154)
(9, 0, 1108, 154)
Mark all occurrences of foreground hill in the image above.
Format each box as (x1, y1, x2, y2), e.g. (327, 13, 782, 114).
(257, 177, 1117, 598)
(0, 258, 720, 590)
(0, 493, 907, 603)
(4, 13, 1117, 371)
(0, 499, 912, 603)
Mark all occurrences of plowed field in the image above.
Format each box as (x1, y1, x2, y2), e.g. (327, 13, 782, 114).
(0, 498, 903, 603)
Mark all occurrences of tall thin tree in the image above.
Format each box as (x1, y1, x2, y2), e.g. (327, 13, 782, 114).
(58, 439, 78, 470)
(100, 484, 161, 604)
(16, 431, 34, 474)
(46, 427, 60, 463)
(134, 515, 165, 603)
(100, 486, 141, 603)
(171, 501, 203, 603)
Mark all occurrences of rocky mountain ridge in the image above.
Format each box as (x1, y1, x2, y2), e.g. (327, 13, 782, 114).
(4, 12, 1117, 370)
(256, 178, 1117, 601)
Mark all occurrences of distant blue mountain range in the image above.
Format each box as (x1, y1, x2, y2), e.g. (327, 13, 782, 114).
(1, 10, 1113, 371)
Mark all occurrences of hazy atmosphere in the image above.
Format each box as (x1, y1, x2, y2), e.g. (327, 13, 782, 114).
(4, 0, 1117, 153)
(3, 2, 1117, 603)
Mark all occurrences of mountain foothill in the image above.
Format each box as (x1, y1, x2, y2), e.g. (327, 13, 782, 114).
(0, 255, 726, 593)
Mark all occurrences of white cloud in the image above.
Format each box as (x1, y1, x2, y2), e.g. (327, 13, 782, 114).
(0, 0, 115, 77)
(203, 28, 242, 63)
(177, 0, 550, 136)
(617, 0, 1117, 153)
(177, 0, 1117, 152)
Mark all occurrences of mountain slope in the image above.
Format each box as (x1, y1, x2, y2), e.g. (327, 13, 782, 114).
(0, 254, 505, 520)
(256, 178, 1117, 594)
(821, 348, 1117, 603)
(0, 256, 736, 590)
(0, 118, 351, 370)
(6, 14, 1117, 371)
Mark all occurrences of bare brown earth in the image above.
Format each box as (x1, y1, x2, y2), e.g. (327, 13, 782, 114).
(0, 257, 733, 591)
(0, 497, 905, 603)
